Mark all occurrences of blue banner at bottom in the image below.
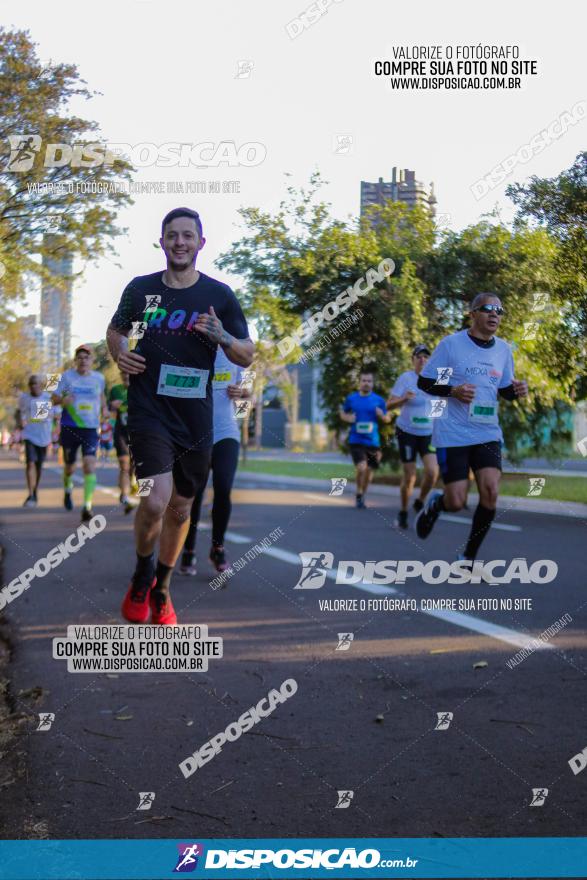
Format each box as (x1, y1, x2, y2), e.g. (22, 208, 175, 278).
(1, 838, 586, 879)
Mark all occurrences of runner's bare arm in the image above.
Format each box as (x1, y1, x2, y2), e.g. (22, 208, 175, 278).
(106, 324, 146, 374)
(387, 392, 415, 408)
(339, 408, 356, 424)
(194, 307, 254, 367)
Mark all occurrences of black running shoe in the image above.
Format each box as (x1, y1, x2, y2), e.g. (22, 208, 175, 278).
(396, 510, 408, 529)
(178, 551, 197, 577)
(23, 495, 37, 508)
(210, 545, 230, 573)
(356, 495, 366, 509)
(413, 498, 424, 513)
(64, 490, 73, 511)
(415, 490, 443, 539)
(81, 506, 93, 523)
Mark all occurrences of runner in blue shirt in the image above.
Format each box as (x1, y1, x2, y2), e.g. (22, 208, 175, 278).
(340, 370, 389, 509)
(388, 344, 439, 529)
(415, 293, 528, 564)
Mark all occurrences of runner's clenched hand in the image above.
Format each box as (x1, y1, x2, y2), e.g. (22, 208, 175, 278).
(118, 350, 146, 375)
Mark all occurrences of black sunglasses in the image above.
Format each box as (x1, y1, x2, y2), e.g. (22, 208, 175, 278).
(475, 304, 504, 316)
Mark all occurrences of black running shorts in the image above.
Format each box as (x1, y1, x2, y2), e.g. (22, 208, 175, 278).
(114, 426, 130, 458)
(436, 441, 502, 485)
(349, 444, 381, 470)
(24, 440, 48, 465)
(128, 430, 211, 498)
(396, 427, 436, 464)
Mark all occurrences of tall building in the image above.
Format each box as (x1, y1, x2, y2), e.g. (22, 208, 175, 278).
(21, 315, 60, 373)
(360, 167, 437, 219)
(40, 235, 73, 367)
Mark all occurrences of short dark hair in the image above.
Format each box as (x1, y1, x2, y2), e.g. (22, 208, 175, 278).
(359, 369, 374, 378)
(161, 207, 203, 239)
(470, 292, 500, 311)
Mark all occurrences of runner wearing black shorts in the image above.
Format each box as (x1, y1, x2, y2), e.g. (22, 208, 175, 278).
(415, 293, 528, 564)
(107, 207, 254, 625)
(108, 370, 137, 514)
(388, 344, 439, 529)
(340, 371, 389, 509)
(19, 375, 53, 508)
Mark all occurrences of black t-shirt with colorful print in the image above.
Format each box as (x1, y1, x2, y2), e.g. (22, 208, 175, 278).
(110, 271, 249, 450)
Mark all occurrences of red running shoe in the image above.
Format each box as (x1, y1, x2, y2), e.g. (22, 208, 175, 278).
(121, 576, 155, 623)
(150, 590, 177, 625)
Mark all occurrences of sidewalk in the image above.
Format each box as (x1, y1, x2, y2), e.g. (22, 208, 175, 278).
(235, 470, 587, 520)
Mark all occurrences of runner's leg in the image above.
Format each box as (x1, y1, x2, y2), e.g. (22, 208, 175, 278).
(400, 462, 417, 510)
(355, 460, 368, 506)
(418, 452, 439, 503)
(463, 466, 500, 560)
(180, 490, 206, 574)
(210, 439, 239, 571)
(81, 454, 97, 520)
(118, 454, 131, 500)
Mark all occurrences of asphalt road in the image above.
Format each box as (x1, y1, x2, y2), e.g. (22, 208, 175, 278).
(1, 452, 586, 843)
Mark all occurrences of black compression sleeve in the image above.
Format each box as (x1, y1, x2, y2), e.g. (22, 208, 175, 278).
(417, 375, 452, 397)
(498, 384, 516, 401)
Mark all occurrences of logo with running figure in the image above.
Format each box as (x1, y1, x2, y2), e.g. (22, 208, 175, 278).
(173, 843, 204, 873)
(36, 713, 55, 731)
(529, 788, 548, 807)
(5, 134, 42, 171)
(428, 399, 447, 418)
(136, 791, 155, 811)
(293, 552, 334, 590)
(436, 367, 453, 385)
(130, 321, 148, 340)
(45, 373, 61, 392)
(435, 712, 453, 731)
(33, 400, 52, 420)
(329, 477, 347, 496)
(235, 399, 252, 420)
(527, 477, 545, 497)
(335, 790, 354, 808)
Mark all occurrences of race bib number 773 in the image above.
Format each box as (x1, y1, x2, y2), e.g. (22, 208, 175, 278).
(157, 364, 208, 398)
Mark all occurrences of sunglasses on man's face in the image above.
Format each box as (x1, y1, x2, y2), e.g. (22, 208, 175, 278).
(475, 304, 504, 316)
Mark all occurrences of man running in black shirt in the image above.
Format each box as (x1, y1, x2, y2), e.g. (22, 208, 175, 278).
(107, 208, 254, 624)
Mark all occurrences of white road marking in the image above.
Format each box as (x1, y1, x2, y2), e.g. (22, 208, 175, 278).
(440, 514, 521, 533)
(422, 607, 552, 650)
(53, 469, 545, 648)
(303, 493, 522, 531)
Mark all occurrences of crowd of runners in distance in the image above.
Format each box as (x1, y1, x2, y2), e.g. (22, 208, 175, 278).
(7, 204, 528, 623)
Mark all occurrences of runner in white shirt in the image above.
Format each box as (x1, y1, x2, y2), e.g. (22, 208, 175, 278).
(415, 293, 528, 563)
(178, 347, 253, 576)
(18, 375, 54, 507)
(388, 344, 439, 529)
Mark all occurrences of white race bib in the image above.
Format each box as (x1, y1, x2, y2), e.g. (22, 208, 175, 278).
(468, 401, 498, 424)
(157, 364, 209, 398)
(356, 421, 374, 434)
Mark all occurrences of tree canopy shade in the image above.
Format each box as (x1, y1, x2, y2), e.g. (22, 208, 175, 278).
(218, 170, 585, 463)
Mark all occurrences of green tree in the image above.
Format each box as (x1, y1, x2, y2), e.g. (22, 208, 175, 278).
(507, 152, 587, 399)
(0, 28, 133, 291)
